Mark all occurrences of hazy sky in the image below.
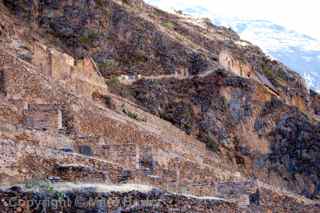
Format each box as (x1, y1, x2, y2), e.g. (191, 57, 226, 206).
(145, 0, 320, 40)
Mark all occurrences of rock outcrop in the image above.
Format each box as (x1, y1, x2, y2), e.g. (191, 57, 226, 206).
(0, 0, 319, 212)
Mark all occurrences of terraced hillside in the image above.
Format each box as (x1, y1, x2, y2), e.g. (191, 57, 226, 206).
(0, 0, 319, 212)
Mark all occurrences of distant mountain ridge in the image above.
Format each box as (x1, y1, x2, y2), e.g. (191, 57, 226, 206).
(147, 2, 320, 92)
(211, 17, 320, 93)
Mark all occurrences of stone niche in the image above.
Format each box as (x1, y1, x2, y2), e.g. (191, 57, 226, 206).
(138, 146, 156, 175)
(23, 104, 63, 131)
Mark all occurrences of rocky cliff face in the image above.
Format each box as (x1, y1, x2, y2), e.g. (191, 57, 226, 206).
(0, 0, 319, 212)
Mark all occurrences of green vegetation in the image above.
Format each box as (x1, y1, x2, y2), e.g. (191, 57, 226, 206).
(122, 107, 139, 120)
(24, 180, 65, 200)
(160, 102, 194, 135)
(121, 105, 146, 122)
(182, 110, 193, 134)
(261, 64, 287, 83)
(106, 75, 120, 88)
(79, 31, 99, 46)
(98, 59, 118, 71)
(105, 75, 135, 99)
(262, 65, 274, 80)
(205, 137, 220, 153)
(204, 133, 220, 153)
(92, 92, 116, 110)
(161, 21, 175, 30)
(104, 95, 113, 108)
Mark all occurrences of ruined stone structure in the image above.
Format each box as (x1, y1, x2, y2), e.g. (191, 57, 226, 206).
(0, 43, 318, 211)
(31, 42, 108, 98)
(219, 50, 253, 79)
(219, 50, 279, 97)
(23, 104, 63, 132)
(0, 0, 319, 212)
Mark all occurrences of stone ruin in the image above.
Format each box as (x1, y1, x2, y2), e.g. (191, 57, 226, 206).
(219, 50, 253, 79)
(23, 103, 63, 132)
(219, 50, 278, 96)
(0, 41, 318, 212)
(31, 42, 108, 97)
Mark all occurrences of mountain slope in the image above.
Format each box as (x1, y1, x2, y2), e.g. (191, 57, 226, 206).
(0, 0, 319, 211)
(146, 1, 320, 92)
(212, 18, 320, 92)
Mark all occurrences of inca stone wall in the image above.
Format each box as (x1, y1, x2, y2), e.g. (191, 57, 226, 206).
(0, 46, 242, 197)
(23, 104, 63, 132)
(0, 41, 319, 211)
(219, 50, 279, 97)
(219, 50, 253, 79)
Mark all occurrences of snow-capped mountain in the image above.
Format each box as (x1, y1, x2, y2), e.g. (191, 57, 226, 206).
(211, 17, 320, 92)
(145, 2, 320, 92)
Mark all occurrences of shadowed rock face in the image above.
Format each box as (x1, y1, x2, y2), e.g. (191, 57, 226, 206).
(311, 90, 320, 116)
(0, 0, 320, 209)
(3, 0, 216, 78)
(124, 72, 247, 147)
(122, 74, 320, 198)
(267, 110, 320, 198)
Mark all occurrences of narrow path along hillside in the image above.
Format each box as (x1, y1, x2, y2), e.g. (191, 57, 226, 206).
(0, 0, 319, 212)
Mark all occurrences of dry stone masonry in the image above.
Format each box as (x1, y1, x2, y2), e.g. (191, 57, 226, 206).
(0, 0, 319, 212)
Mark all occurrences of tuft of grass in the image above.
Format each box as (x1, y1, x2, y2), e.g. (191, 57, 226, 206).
(206, 140, 219, 153)
(92, 92, 115, 110)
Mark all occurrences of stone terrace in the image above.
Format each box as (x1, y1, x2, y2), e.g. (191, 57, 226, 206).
(0, 43, 319, 211)
(0, 46, 243, 197)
